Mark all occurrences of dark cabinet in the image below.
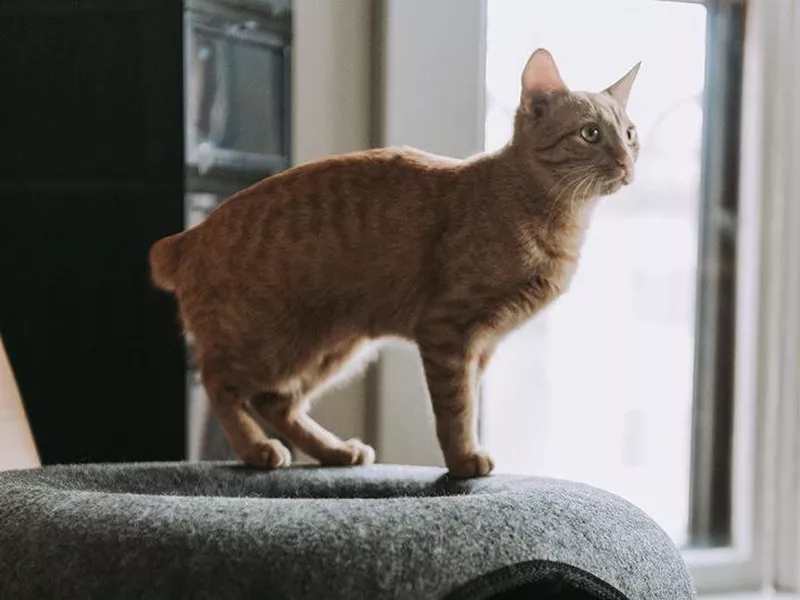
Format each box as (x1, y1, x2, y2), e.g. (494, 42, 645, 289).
(0, 1, 185, 184)
(0, 1, 186, 464)
(0, 0, 293, 464)
(2, 190, 185, 463)
(1, 0, 290, 465)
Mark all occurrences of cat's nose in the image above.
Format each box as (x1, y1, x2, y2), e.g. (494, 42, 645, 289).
(616, 157, 635, 184)
(616, 157, 633, 171)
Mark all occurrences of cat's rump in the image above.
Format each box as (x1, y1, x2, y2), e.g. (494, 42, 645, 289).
(149, 232, 188, 292)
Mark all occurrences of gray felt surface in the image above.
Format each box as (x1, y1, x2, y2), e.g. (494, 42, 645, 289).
(0, 462, 696, 599)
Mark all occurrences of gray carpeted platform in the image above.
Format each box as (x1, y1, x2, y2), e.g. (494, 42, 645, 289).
(0, 463, 696, 599)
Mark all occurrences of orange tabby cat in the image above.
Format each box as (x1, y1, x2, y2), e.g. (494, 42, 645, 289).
(150, 49, 640, 477)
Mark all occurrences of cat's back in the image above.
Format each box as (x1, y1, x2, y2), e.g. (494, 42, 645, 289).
(189, 147, 464, 254)
(169, 146, 462, 297)
(199, 146, 456, 229)
(242, 145, 454, 197)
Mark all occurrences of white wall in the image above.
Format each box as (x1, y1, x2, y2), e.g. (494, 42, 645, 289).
(379, 0, 487, 156)
(291, 0, 374, 457)
(292, 0, 373, 164)
(373, 0, 487, 466)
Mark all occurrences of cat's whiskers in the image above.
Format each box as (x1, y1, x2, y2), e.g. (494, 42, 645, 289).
(566, 171, 601, 220)
(546, 166, 590, 207)
(543, 177, 575, 231)
(543, 167, 594, 231)
(572, 171, 603, 214)
(567, 176, 588, 217)
(577, 173, 598, 201)
(543, 178, 580, 231)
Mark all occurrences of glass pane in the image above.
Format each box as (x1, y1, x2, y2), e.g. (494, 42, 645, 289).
(482, 0, 708, 547)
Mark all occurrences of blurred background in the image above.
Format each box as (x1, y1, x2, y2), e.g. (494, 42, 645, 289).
(1, 0, 798, 595)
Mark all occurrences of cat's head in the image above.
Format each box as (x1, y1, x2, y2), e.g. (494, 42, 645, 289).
(512, 49, 641, 198)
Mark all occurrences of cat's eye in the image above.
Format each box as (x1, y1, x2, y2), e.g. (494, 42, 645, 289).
(580, 124, 601, 144)
(626, 126, 638, 144)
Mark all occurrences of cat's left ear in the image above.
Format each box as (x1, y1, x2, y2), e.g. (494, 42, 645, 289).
(602, 62, 642, 109)
(521, 49, 567, 98)
(520, 49, 568, 118)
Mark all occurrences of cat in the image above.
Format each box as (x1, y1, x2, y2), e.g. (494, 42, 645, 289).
(150, 48, 641, 477)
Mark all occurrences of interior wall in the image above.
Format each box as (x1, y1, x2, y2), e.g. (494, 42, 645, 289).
(372, 0, 487, 467)
(291, 0, 374, 460)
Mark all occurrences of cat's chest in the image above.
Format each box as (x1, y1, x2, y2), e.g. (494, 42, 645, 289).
(494, 228, 588, 324)
(514, 202, 595, 283)
(518, 231, 584, 291)
(476, 268, 571, 350)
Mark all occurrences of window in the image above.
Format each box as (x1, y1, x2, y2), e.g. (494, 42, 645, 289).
(481, 0, 742, 551)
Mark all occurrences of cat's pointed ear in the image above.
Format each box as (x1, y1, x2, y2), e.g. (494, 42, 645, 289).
(521, 48, 568, 100)
(602, 62, 641, 109)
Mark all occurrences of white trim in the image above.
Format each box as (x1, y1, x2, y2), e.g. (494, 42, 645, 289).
(750, 0, 800, 593)
(690, 0, 800, 593)
(774, 0, 800, 591)
(373, 0, 487, 466)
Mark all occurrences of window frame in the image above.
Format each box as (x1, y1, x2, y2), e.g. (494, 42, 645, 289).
(371, 0, 800, 594)
(689, 0, 800, 593)
(688, 0, 745, 550)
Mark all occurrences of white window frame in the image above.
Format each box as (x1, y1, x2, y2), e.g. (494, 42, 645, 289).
(684, 0, 800, 592)
(372, 0, 800, 595)
(760, 0, 800, 593)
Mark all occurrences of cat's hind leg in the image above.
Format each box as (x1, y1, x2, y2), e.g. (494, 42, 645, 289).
(202, 374, 291, 469)
(251, 392, 375, 466)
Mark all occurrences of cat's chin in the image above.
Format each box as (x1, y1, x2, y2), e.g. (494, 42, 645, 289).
(601, 172, 635, 195)
(599, 179, 624, 195)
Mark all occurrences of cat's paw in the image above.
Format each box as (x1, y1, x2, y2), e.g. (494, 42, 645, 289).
(242, 439, 292, 469)
(447, 450, 495, 478)
(322, 438, 376, 466)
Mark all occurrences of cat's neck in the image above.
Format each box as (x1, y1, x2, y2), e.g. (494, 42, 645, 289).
(476, 142, 598, 233)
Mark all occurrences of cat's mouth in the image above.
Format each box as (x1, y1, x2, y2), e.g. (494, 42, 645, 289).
(606, 168, 634, 191)
(600, 173, 631, 194)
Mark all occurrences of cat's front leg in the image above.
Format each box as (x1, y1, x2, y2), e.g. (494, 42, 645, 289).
(417, 325, 494, 478)
(477, 344, 497, 382)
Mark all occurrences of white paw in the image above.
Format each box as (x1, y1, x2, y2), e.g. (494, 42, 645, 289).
(447, 450, 495, 478)
(322, 438, 376, 466)
(242, 439, 292, 469)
